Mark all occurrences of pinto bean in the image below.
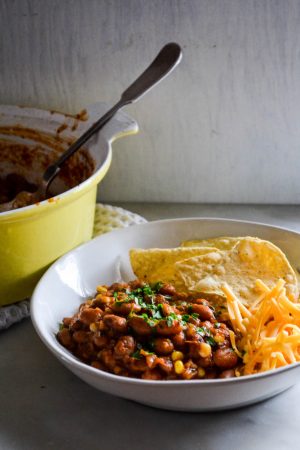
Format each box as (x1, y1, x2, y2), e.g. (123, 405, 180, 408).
(109, 282, 129, 291)
(153, 338, 174, 355)
(174, 292, 189, 301)
(191, 304, 215, 321)
(98, 320, 107, 331)
(145, 354, 157, 369)
(77, 342, 95, 360)
(129, 279, 146, 290)
(69, 318, 83, 331)
(156, 357, 173, 374)
(188, 341, 203, 359)
(185, 324, 198, 340)
(79, 307, 102, 325)
(72, 330, 90, 344)
(159, 283, 176, 296)
(156, 319, 183, 335)
(62, 317, 72, 327)
(160, 303, 176, 317)
(57, 328, 73, 348)
(100, 348, 117, 370)
(198, 354, 214, 368)
(172, 331, 186, 348)
(213, 348, 238, 369)
(127, 357, 148, 373)
(193, 298, 209, 306)
(182, 360, 198, 380)
(103, 314, 127, 333)
(111, 302, 141, 315)
(92, 334, 109, 349)
(114, 335, 135, 357)
(200, 320, 214, 331)
(128, 316, 152, 336)
(188, 316, 201, 327)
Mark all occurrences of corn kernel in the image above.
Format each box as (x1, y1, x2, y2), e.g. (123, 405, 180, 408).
(95, 294, 111, 305)
(214, 334, 225, 344)
(89, 322, 98, 332)
(197, 367, 206, 378)
(235, 368, 241, 377)
(174, 360, 185, 374)
(96, 285, 107, 294)
(171, 350, 184, 361)
(199, 342, 212, 358)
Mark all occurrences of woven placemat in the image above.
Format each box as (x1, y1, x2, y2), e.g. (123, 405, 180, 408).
(0, 204, 147, 330)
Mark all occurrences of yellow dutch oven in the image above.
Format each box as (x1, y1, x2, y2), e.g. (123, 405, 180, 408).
(0, 103, 138, 306)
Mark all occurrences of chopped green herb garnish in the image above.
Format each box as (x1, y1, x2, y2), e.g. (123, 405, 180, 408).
(139, 312, 156, 327)
(191, 312, 199, 320)
(196, 326, 217, 346)
(147, 318, 156, 327)
(152, 281, 163, 292)
(166, 315, 174, 327)
(206, 336, 216, 346)
(128, 287, 141, 296)
(166, 312, 178, 327)
(181, 314, 190, 323)
(131, 350, 141, 359)
(196, 326, 205, 336)
(152, 310, 163, 320)
(143, 285, 153, 296)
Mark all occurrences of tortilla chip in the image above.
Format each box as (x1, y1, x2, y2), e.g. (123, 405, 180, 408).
(181, 237, 241, 251)
(176, 237, 299, 304)
(129, 247, 220, 291)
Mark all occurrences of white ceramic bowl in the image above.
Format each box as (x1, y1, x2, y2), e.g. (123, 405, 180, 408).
(31, 218, 300, 412)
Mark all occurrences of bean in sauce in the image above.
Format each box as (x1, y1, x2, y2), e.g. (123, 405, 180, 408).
(57, 280, 241, 380)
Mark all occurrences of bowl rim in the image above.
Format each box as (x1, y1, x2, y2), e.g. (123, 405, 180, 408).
(31, 216, 300, 387)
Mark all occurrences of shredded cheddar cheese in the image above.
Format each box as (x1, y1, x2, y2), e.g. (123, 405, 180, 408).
(222, 280, 300, 375)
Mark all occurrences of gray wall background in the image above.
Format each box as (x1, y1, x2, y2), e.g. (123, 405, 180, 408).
(1, 0, 300, 204)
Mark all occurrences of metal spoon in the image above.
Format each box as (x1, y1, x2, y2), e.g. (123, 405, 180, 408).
(0, 42, 182, 212)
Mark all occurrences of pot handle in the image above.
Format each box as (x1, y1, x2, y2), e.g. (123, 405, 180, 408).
(85, 102, 139, 143)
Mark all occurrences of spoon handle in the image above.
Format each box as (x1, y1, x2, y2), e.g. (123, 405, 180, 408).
(43, 43, 182, 185)
(121, 42, 182, 104)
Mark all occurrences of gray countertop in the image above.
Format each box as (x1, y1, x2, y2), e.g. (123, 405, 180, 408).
(1, 203, 299, 450)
